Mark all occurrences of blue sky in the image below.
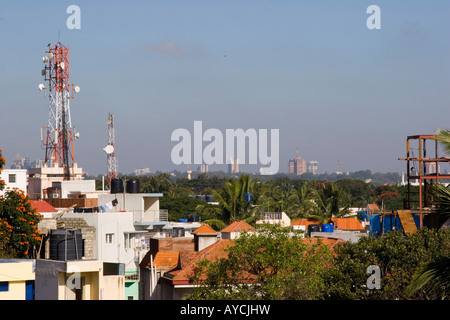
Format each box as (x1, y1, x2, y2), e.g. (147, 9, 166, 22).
(0, 1, 449, 176)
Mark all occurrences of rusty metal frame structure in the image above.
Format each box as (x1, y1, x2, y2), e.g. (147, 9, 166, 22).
(399, 134, 450, 227)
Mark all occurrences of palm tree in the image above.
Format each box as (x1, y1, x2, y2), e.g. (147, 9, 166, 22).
(406, 256, 450, 298)
(305, 183, 350, 224)
(212, 175, 262, 223)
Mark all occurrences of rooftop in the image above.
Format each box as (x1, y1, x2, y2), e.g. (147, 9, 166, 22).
(221, 220, 254, 233)
(192, 224, 217, 234)
(30, 200, 58, 213)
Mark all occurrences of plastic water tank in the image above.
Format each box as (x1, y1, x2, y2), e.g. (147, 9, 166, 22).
(321, 224, 334, 233)
(126, 179, 141, 193)
(307, 224, 321, 237)
(110, 178, 124, 194)
(49, 229, 83, 261)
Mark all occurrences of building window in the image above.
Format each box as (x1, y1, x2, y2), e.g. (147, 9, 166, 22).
(8, 174, 16, 183)
(105, 233, 114, 244)
(0, 282, 9, 292)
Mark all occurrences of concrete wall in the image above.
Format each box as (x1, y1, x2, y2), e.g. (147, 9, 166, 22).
(0, 260, 35, 300)
(0, 169, 27, 196)
(61, 211, 138, 270)
(103, 275, 125, 300)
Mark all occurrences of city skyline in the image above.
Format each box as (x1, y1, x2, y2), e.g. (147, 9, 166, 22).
(0, 1, 449, 176)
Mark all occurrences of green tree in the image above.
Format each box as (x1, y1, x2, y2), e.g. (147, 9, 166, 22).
(141, 173, 174, 195)
(306, 182, 350, 224)
(188, 224, 334, 300)
(324, 228, 450, 300)
(212, 175, 263, 223)
(0, 148, 42, 258)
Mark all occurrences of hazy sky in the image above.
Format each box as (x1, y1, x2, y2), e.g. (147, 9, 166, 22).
(0, 1, 449, 176)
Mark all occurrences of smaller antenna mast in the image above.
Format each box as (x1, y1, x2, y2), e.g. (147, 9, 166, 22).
(103, 113, 118, 182)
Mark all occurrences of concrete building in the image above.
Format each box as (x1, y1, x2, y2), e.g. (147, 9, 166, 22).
(307, 161, 319, 174)
(27, 163, 85, 200)
(288, 151, 307, 176)
(256, 211, 291, 227)
(57, 192, 166, 300)
(228, 157, 239, 173)
(0, 259, 35, 300)
(220, 220, 254, 240)
(34, 259, 124, 300)
(0, 168, 27, 196)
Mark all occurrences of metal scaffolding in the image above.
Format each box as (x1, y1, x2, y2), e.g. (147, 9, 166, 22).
(398, 134, 450, 227)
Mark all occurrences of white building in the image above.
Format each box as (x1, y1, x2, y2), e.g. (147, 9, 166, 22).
(27, 163, 85, 200)
(0, 169, 27, 196)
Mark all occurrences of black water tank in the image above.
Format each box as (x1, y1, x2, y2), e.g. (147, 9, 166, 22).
(110, 179, 124, 194)
(307, 224, 321, 237)
(49, 229, 83, 261)
(126, 179, 141, 193)
(188, 214, 200, 222)
(173, 227, 185, 238)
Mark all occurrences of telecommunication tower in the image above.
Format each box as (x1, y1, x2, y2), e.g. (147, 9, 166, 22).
(38, 42, 80, 180)
(104, 113, 118, 182)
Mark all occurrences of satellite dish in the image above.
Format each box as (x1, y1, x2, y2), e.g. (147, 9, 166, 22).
(38, 83, 46, 91)
(42, 56, 49, 63)
(75, 132, 80, 139)
(103, 145, 114, 154)
(60, 62, 65, 70)
(74, 86, 80, 93)
(47, 52, 53, 59)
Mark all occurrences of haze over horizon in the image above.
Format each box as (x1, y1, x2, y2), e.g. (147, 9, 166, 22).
(1, 1, 449, 176)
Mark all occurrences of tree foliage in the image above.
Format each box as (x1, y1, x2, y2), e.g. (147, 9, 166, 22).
(188, 224, 334, 300)
(0, 148, 42, 258)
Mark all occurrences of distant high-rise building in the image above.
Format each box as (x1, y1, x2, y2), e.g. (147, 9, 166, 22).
(228, 158, 239, 173)
(307, 161, 319, 175)
(198, 164, 209, 173)
(288, 149, 306, 176)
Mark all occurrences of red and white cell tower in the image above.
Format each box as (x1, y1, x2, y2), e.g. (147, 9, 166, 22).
(39, 42, 80, 180)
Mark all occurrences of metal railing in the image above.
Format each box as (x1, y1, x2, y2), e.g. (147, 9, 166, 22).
(133, 209, 168, 223)
(260, 212, 282, 220)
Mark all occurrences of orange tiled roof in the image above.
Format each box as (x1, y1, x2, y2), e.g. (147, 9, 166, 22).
(165, 235, 345, 286)
(221, 220, 254, 233)
(30, 200, 58, 213)
(153, 252, 179, 268)
(291, 218, 320, 227)
(332, 218, 364, 230)
(367, 204, 379, 210)
(169, 239, 234, 285)
(291, 218, 364, 231)
(192, 224, 217, 234)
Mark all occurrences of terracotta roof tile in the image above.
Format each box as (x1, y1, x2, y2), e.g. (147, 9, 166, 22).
(165, 235, 345, 285)
(192, 224, 217, 234)
(153, 252, 179, 268)
(221, 220, 254, 233)
(169, 239, 233, 285)
(30, 200, 58, 213)
(291, 218, 364, 231)
(367, 204, 379, 210)
(291, 218, 320, 227)
(332, 218, 364, 230)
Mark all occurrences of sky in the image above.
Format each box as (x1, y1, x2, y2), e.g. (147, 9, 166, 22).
(0, 0, 449, 176)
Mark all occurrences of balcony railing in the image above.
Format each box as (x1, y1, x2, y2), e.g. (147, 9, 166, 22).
(133, 209, 168, 224)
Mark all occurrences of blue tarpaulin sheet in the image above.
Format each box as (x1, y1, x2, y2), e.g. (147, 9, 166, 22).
(369, 214, 420, 236)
